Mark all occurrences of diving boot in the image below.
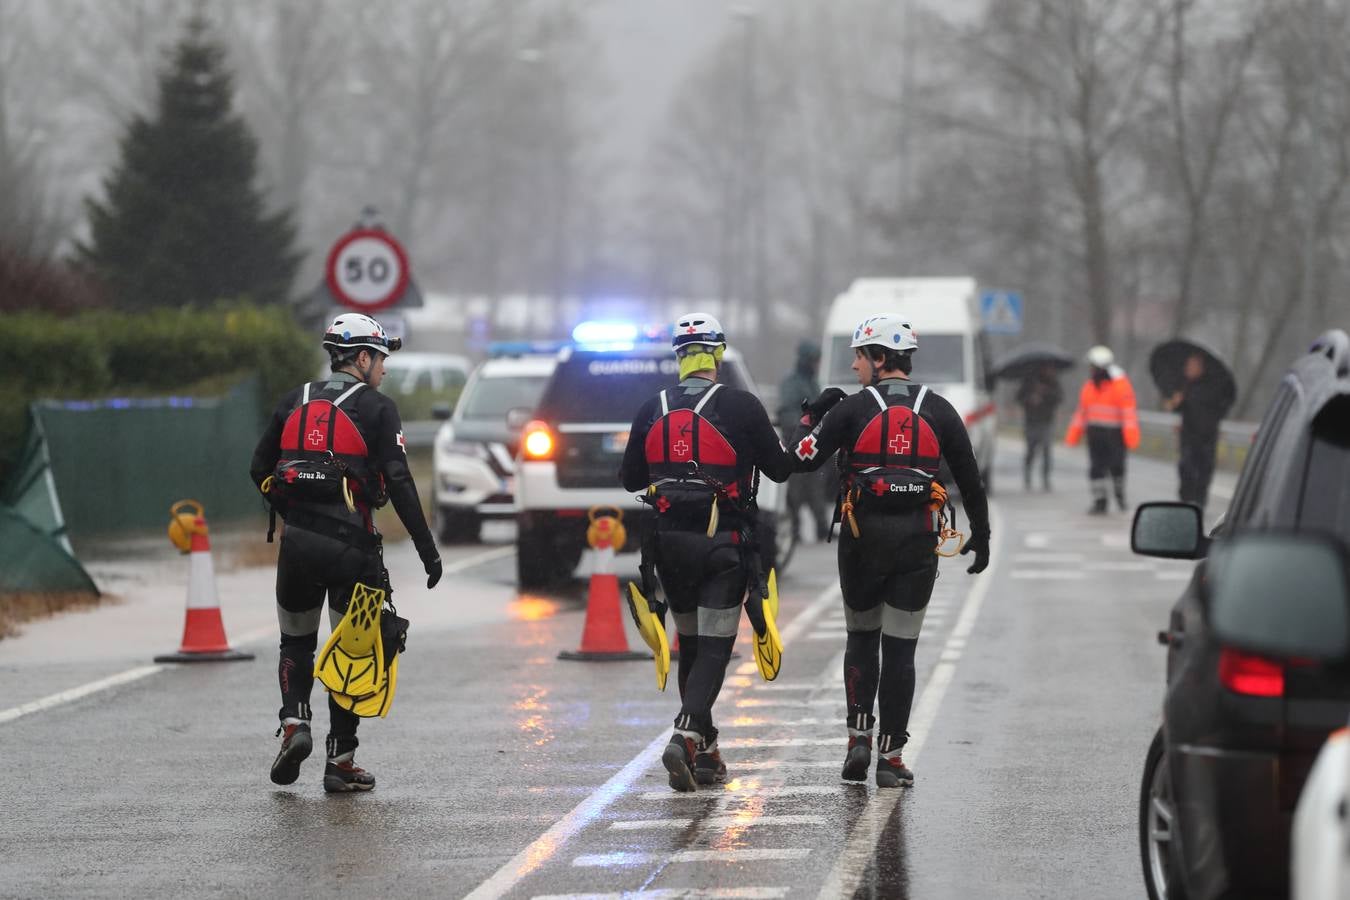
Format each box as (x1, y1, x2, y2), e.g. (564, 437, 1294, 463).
(323, 752, 376, 793)
(841, 733, 872, 783)
(662, 733, 699, 792)
(876, 752, 914, 788)
(270, 722, 312, 786)
(693, 738, 727, 786)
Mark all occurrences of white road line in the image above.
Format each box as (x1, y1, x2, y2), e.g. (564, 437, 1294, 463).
(608, 819, 692, 831)
(571, 853, 664, 867)
(610, 814, 825, 832)
(0, 544, 515, 729)
(1085, 561, 1156, 572)
(1010, 569, 1084, 580)
(703, 814, 826, 828)
(464, 583, 841, 900)
(572, 849, 809, 867)
(1024, 532, 1050, 548)
(1155, 570, 1193, 581)
(1013, 553, 1085, 563)
(716, 717, 827, 729)
(0, 665, 163, 725)
(730, 698, 838, 709)
(443, 544, 517, 574)
(722, 738, 841, 749)
(635, 785, 842, 801)
(535, 890, 788, 900)
(816, 502, 1003, 900)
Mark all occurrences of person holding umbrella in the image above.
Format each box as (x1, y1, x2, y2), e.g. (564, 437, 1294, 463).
(1064, 345, 1140, 514)
(989, 342, 1074, 492)
(1016, 364, 1064, 491)
(1151, 341, 1236, 511)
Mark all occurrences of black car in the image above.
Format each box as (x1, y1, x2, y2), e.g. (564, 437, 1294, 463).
(1134, 329, 1350, 900)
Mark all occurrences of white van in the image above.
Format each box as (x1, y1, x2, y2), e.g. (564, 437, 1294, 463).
(819, 277, 998, 489)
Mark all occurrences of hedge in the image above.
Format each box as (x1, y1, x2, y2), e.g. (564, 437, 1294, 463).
(0, 303, 318, 480)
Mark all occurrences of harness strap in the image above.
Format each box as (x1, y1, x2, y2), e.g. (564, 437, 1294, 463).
(692, 382, 722, 414)
(282, 505, 381, 553)
(333, 382, 365, 407)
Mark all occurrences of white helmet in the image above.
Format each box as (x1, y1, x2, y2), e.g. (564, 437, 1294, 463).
(1086, 345, 1114, 368)
(672, 311, 726, 351)
(850, 314, 918, 352)
(322, 313, 401, 356)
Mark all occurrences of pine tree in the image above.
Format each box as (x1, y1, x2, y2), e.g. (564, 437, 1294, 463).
(77, 15, 300, 310)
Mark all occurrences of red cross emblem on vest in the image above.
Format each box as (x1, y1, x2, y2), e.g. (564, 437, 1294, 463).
(795, 434, 818, 460)
(306, 428, 324, 448)
(889, 433, 910, 455)
(672, 439, 690, 457)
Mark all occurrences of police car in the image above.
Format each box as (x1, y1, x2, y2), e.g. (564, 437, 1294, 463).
(513, 322, 786, 589)
(431, 345, 558, 543)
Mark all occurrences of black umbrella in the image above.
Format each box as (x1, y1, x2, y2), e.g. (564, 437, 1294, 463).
(1148, 338, 1236, 405)
(990, 342, 1075, 381)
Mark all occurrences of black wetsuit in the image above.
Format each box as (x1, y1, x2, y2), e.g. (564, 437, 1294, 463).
(250, 371, 438, 757)
(1175, 377, 1235, 510)
(619, 376, 793, 741)
(787, 378, 990, 753)
(1017, 373, 1062, 489)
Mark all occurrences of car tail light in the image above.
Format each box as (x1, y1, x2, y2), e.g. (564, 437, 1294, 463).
(1218, 648, 1284, 697)
(521, 421, 555, 460)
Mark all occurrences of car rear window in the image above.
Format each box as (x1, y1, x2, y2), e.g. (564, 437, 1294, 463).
(1300, 394, 1350, 535)
(827, 333, 966, 385)
(538, 351, 750, 423)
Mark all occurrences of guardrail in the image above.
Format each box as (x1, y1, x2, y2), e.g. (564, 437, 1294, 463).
(1135, 410, 1259, 472)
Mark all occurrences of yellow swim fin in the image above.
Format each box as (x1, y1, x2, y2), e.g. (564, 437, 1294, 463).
(315, 582, 386, 697)
(332, 654, 398, 718)
(626, 581, 670, 691)
(751, 569, 782, 682)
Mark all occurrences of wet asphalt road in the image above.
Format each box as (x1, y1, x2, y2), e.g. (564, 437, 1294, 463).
(1, 439, 1227, 899)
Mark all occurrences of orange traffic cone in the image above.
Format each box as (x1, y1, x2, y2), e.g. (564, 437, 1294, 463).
(559, 509, 646, 661)
(155, 501, 254, 663)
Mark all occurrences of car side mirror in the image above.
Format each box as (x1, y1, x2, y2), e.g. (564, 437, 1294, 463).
(1132, 501, 1207, 559)
(431, 403, 453, 421)
(1208, 532, 1350, 663)
(505, 407, 533, 430)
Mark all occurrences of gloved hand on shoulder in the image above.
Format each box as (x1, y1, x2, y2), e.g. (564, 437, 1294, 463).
(801, 388, 848, 426)
(961, 532, 990, 575)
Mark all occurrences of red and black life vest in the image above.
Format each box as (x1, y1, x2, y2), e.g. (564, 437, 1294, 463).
(273, 381, 383, 509)
(846, 384, 941, 510)
(642, 383, 747, 528)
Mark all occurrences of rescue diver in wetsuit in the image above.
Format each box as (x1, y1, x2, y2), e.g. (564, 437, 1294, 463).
(619, 312, 794, 792)
(250, 312, 442, 793)
(786, 314, 991, 787)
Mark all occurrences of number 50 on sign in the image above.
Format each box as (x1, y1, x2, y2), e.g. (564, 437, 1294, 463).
(324, 228, 411, 312)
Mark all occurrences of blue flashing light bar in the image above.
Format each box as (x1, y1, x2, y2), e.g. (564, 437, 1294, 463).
(572, 320, 640, 346)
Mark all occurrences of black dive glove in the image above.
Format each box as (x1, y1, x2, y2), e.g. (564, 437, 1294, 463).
(424, 554, 443, 589)
(802, 388, 848, 425)
(962, 533, 990, 574)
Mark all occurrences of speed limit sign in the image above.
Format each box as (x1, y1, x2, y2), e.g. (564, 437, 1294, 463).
(324, 228, 411, 313)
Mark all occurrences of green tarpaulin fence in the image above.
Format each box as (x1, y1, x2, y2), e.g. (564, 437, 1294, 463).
(2, 378, 267, 539)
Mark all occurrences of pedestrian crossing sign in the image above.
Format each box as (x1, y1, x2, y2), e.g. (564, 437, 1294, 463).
(981, 291, 1023, 335)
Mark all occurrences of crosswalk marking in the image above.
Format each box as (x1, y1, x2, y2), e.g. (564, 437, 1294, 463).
(534, 890, 789, 900)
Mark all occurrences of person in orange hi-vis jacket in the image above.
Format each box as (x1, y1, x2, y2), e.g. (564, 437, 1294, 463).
(1064, 345, 1140, 514)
